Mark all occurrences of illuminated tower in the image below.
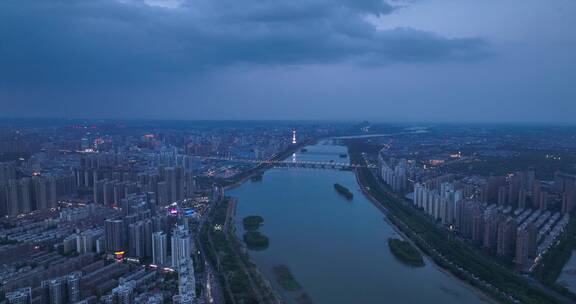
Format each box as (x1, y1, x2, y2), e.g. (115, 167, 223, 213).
(292, 130, 297, 144)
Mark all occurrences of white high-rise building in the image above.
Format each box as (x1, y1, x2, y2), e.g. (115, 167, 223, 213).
(378, 152, 409, 192)
(171, 225, 192, 268)
(170, 224, 196, 303)
(67, 272, 82, 303)
(414, 182, 463, 226)
(177, 258, 196, 300)
(76, 228, 102, 254)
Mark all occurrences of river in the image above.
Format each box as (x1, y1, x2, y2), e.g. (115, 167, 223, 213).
(229, 142, 490, 304)
(557, 251, 576, 293)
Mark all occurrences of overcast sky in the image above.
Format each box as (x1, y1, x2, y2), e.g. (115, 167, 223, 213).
(0, 0, 575, 122)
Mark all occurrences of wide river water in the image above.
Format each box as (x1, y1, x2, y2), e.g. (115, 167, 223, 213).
(557, 250, 576, 293)
(229, 142, 490, 304)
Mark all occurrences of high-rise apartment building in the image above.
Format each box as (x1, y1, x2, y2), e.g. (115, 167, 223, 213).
(6, 287, 32, 304)
(171, 225, 192, 268)
(105, 219, 125, 252)
(152, 231, 168, 266)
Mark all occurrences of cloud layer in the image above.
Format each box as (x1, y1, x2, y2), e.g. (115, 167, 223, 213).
(0, 0, 487, 88)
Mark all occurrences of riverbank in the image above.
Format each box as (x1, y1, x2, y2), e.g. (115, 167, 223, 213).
(348, 141, 568, 304)
(352, 164, 497, 304)
(535, 218, 576, 299)
(209, 139, 317, 304)
(273, 265, 302, 291)
(199, 197, 283, 304)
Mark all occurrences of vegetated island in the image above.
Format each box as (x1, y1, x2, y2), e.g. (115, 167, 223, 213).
(388, 238, 425, 267)
(243, 231, 269, 250)
(242, 215, 269, 250)
(243, 215, 264, 231)
(273, 265, 302, 291)
(334, 183, 353, 200)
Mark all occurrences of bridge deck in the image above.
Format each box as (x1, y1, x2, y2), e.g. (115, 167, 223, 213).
(191, 155, 376, 169)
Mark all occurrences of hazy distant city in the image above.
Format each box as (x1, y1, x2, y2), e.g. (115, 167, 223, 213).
(1, 0, 576, 303)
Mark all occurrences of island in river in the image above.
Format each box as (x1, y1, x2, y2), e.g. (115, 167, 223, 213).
(243, 215, 264, 231)
(388, 238, 425, 267)
(243, 231, 270, 249)
(333, 183, 353, 200)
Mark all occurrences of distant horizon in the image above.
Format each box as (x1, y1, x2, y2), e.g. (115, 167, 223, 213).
(0, 116, 574, 126)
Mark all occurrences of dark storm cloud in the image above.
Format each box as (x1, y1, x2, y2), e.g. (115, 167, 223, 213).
(0, 0, 487, 88)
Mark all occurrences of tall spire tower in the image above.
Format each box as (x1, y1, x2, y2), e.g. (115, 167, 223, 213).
(292, 130, 297, 144)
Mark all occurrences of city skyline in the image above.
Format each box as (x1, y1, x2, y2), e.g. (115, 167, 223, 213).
(0, 121, 575, 303)
(1, 1, 576, 303)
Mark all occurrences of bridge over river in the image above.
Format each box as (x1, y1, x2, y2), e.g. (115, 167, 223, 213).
(191, 155, 377, 170)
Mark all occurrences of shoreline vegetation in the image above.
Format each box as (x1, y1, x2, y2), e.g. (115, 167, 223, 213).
(333, 183, 353, 200)
(388, 238, 425, 267)
(273, 265, 301, 291)
(204, 141, 312, 304)
(200, 141, 320, 303)
(199, 198, 281, 303)
(347, 140, 569, 304)
(273, 265, 314, 304)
